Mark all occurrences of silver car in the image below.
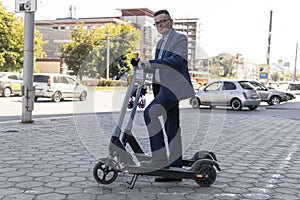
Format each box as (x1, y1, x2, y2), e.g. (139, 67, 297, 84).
(246, 80, 287, 105)
(190, 80, 261, 111)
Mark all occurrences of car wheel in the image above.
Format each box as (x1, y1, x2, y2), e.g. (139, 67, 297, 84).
(79, 91, 87, 101)
(231, 98, 242, 111)
(51, 91, 62, 102)
(269, 95, 281, 105)
(191, 97, 200, 108)
(248, 105, 258, 110)
(3, 87, 12, 97)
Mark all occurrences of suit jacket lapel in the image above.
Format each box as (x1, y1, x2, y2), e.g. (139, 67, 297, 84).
(155, 39, 163, 59)
(160, 30, 175, 58)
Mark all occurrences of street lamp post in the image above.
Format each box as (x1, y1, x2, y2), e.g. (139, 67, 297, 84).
(106, 30, 110, 79)
(293, 43, 298, 82)
(266, 10, 273, 84)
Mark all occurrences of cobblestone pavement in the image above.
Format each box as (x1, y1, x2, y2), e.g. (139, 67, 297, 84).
(0, 107, 299, 200)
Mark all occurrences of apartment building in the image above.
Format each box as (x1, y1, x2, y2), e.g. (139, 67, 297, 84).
(173, 18, 201, 71)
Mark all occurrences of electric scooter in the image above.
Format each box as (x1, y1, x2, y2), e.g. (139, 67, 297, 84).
(93, 53, 221, 189)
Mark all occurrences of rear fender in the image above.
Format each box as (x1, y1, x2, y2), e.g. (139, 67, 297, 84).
(190, 151, 218, 161)
(189, 159, 221, 172)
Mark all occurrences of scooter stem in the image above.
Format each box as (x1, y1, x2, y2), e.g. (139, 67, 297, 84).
(112, 69, 138, 137)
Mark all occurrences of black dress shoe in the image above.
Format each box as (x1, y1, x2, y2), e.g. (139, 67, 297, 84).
(154, 178, 182, 182)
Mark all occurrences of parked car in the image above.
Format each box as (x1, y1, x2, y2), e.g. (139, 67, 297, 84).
(33, 73, 88, 102)
(265, 82, 295, 100)
(287, 83, 300, 95)
(0, 72, 23, 97)
(267, 82, 281, 90)
(246, 80, 288, 105)
(190, 80, 261, 111)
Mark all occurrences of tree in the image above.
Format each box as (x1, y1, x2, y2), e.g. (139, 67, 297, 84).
(0, 2, 46, 72)
(61, 24, 94, 78)
(217, 53, 236, 78)
(61, 23, 140, 79)
(108, 23, 141, 80)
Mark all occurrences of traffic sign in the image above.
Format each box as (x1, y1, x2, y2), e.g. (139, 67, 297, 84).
(259, 73, 268, 79)
(258, 64, 269, 79)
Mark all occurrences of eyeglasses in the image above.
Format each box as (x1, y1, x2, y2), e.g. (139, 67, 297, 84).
(153, 18, 170, 27)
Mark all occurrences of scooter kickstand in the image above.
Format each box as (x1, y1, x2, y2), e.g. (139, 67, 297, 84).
(126, 174, 139, 189)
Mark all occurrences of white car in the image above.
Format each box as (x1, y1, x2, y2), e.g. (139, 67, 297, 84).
(33, 73, 88, 102)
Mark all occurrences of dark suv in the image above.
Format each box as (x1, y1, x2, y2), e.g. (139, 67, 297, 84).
(287, 83, 300, 91)
(0, 72, 23, 97)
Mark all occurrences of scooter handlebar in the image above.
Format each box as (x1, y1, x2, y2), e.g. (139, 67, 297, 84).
(130, 58, 140, 67)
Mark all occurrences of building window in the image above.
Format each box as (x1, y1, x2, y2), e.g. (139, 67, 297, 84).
(87, 25, 95, 30)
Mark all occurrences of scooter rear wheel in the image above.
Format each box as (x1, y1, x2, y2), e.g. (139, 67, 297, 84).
(194, 164, 216, 187)
(93, 159, 119, 184)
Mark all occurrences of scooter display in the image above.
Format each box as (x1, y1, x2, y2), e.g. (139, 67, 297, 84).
(93, 52, 221, 189)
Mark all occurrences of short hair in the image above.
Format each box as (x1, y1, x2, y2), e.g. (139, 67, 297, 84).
(154, 10, 171, 18)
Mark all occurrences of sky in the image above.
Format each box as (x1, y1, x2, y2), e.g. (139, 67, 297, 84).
(2, 0, 300, 68)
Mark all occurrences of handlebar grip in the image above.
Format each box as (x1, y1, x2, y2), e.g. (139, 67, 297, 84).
(130, 58, 140, 67)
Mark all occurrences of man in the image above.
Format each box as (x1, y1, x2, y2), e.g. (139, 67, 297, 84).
(138, 10, 194, 182)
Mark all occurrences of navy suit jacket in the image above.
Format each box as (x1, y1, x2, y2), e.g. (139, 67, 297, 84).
(146, 29, 194, 101)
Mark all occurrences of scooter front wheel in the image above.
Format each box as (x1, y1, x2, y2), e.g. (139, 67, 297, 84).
(93, 159, 119, 184)
(194, 164, 216, 187)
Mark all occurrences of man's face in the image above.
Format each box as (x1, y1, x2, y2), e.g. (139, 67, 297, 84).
(154, 13, 172, 35)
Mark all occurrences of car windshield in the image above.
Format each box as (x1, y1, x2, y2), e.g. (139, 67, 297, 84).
(256, 82, 268, 90)
(238, 81, 255, 90)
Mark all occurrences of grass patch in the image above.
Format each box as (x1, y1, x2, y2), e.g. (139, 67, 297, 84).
(87, 86, 127, 91)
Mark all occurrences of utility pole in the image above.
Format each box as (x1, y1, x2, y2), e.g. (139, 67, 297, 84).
(293, 43, 298, 82)
(106, 30, 110, 79)
(266, 10, 273, 83)
(15, 0, 37, 123)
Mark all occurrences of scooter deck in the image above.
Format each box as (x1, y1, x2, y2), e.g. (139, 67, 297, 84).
(125, 164, 203, 180)
(133, 153, 196, 167)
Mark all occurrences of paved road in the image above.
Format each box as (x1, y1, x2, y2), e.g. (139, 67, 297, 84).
(1, 90, 299, 121)
(0, 95, 299, 199)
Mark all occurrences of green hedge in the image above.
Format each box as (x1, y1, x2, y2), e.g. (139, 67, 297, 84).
(81, 79, 127, 87)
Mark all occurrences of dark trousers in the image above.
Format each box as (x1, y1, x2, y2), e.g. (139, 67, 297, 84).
(143, 91, 182, 167)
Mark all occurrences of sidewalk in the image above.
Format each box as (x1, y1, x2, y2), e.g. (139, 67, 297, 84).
(0, 107, 300, 199)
